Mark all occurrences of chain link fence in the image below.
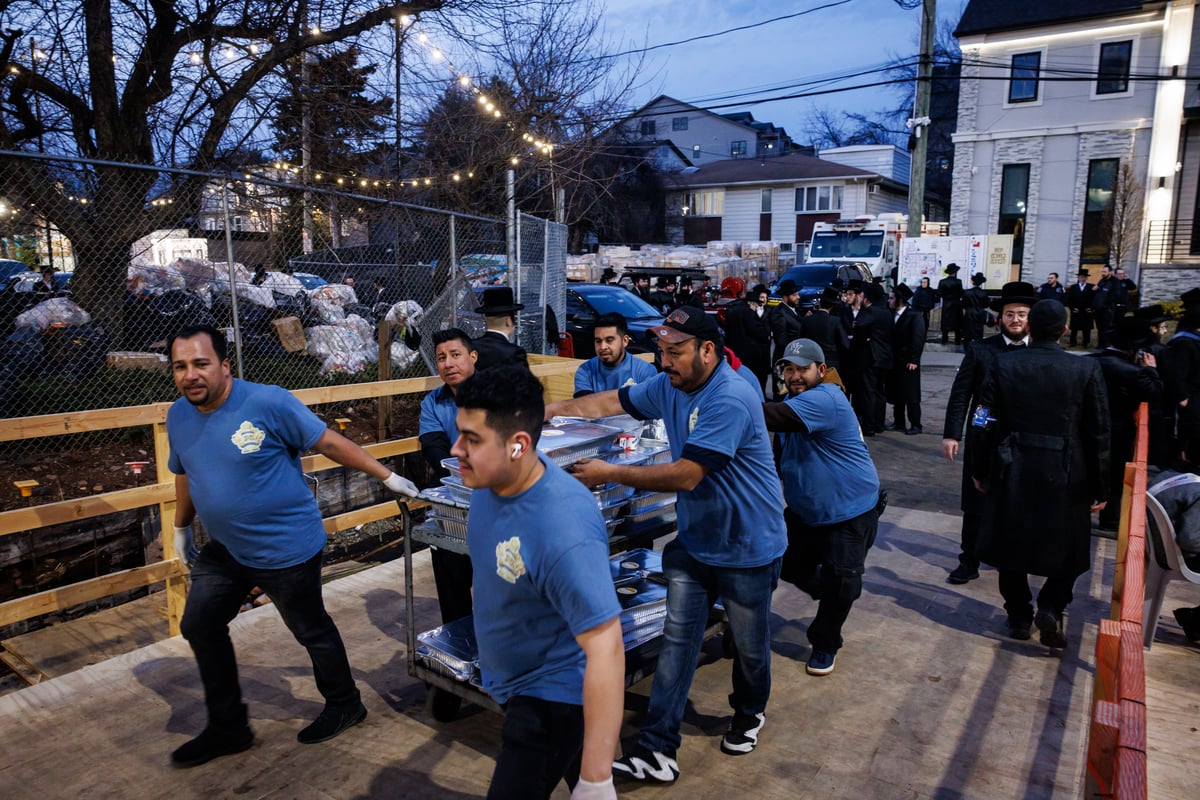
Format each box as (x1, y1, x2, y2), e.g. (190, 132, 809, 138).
(0, 151, 566, 510)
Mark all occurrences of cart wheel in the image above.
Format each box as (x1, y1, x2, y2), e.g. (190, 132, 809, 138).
(721, 630, 736, 660)
(426, 686, 463, 722)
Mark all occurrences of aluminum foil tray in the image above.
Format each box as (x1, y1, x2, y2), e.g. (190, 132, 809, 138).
(416, 616, 479, 682)
(610, 548, 663, 581)
(615, 577, 668, 611)
(538, 421, 621, 466)
(431, 514, 469, 540)
(639, 439, 672, 464)
(411, 520, 468, 550)
(439, 476, 473, 505)
(440, 457, 463, 479)
(420, 485, 471, 512)
(592, 414, 646, 436)
(591, 482, 636, 506)
(626, 491, 677, 514)
(605, 518, 622, 536)
(624, 505, 677, 525)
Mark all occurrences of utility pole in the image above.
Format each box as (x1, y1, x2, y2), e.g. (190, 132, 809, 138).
(906, 0, 936, 238)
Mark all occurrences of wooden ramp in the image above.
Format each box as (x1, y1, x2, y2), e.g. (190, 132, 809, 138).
(0, 504, 1191, 799)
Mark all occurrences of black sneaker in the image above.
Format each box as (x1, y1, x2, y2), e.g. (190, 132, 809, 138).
(1034, 609, 1067, 649)
(1007, 617, 1032, 640)
(806, 649, 837, 676)
(171, 726, 254, 768)
(720, 711, 765, 755)
(297, 701, 367, 744)
(612, 741, 679, 783)
(1173, 607, 1200, 642)
(947, 565, 980, 585)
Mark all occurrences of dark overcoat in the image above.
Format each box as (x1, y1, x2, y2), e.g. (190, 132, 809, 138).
(943, 333, 1010, 514)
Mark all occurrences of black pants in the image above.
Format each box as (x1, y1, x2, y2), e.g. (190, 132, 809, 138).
(181, 541, 360, 732)
(1095, 308, 1113, 347)
(853, 367, 887, 433)
(998, 570, 1077, 623)
(890, 366, 922, 429)
(488, 696, 583, 800)
(781, 506, 878, 653)
(430, 548, 474, 624)
(1068, 316, 1092, 347)
(958, 512, 981, 572)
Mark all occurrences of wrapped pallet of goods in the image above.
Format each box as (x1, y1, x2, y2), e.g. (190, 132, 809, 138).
(706, 240, 740, 258)
(741, 241, 780, 272)
(566, 253, 596, 282)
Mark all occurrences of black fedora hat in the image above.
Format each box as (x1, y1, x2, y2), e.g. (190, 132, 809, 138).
(1077, 268, 1090, 278)
(971, 272, 986, 286)
(989, 281, 1039, 312)
(1182, 287, 1200, 309)
(777, 279, 800, 295)
(1133, 303, 1169, 324)
(600, 267, 618, 281)
(475, 286, 525, 315)
(944, 263, 960, 275)
(893, 283, 913, 302)
(1108, 316, 1157, 351)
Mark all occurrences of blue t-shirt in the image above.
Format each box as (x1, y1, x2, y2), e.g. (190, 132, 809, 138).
(574, 353, 658, 397)
(468, 455, 621, 705)
(780, 383, 880, 526)
(167, 380, 328, 569)
(620, 364, 786, 567)
(419, 385, 459, 441)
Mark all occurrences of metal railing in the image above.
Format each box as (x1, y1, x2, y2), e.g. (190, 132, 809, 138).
(1143, 219, 1198, 263)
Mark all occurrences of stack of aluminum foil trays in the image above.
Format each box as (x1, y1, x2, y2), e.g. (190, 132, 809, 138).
(415, 615, 479, 682)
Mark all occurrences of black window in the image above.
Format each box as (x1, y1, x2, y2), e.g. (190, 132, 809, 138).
(1097, 41, 1133, 95)
(730, 140, 747, 157)
(672, 117, 688, 131)
(692, 144, 701, 160)
(998, 164, 1030, 266)
(1081, 158, 1119, 264)
(639, 120, 656, 136)
(1009, 52, 1041, 103)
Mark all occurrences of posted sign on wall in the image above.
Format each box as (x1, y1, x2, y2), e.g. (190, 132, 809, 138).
(899, 235, 1014, 287)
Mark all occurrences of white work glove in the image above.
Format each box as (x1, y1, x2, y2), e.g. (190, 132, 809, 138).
(571, 776, 617, 800)
(383, 471, 419, 498)
(173, 525, 200, 569)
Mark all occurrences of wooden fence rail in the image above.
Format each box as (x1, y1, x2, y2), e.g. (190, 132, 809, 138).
(0, 357, 581, 638)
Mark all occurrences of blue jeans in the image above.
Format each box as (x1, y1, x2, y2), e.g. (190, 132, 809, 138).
(638, 539, 781, 754)
(180, 541, 360, 731)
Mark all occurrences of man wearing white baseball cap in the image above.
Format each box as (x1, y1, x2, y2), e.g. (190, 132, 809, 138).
(762, 338, 882, 676)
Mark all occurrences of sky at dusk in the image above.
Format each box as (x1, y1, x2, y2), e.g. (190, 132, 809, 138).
(596, 0, 968, 144)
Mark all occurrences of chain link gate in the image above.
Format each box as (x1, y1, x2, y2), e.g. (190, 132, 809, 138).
(0, 151, 566, 512)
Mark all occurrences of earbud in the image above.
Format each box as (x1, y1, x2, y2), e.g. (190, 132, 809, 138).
(511, 443, 523, 458)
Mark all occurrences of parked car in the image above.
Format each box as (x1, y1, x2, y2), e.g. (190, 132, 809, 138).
(293, 272, 328, 291)
(769, 261, 873, 310)
(566, 283, 664, 354)
(0, 258, 30, 289)
(5, 270, 73, 295)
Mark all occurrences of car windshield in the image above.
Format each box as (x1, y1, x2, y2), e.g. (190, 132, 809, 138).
(577, 288, 660, 319)
(780, 265, 839, 287)
(809, 230, 884, 260)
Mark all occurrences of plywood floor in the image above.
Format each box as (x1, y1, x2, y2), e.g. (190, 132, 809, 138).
(0, 504, 1191, 799)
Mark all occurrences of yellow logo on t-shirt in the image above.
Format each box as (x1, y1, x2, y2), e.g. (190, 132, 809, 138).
(231, 421, 266, 454)
(688, 406, 700, 433)
(623, 377, 636, 387)
(496, 536, 526, 584)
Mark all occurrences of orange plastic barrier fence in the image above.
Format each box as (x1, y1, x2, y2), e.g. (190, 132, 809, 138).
(1085, 403, 1148, 799)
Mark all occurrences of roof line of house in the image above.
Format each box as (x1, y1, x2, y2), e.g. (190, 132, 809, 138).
(669, 174, 885, 190)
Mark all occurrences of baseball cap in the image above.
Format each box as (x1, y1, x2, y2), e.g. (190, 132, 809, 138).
(650, 306, 722, 344)
(775, 338, 825, 368)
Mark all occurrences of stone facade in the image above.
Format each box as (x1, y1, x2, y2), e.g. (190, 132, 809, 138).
(1139, 264, 1200, 304)
(949, 51, 981, 235)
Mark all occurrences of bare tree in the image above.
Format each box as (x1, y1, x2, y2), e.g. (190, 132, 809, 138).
(1105, 160, 1145, 271)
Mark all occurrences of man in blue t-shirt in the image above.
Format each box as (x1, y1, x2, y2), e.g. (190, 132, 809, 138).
(451, 366, 623, 800)
(546, 307, 786, 784)
(573, 312, 658, 398)
(418, 327, 478, 624)
(762, 338, 881, 677)
(165, 324, 420, 769)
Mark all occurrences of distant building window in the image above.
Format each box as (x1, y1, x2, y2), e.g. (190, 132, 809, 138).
(692, 144, 701, 160)
(731, 140, 747, 157)
(795, 185, 843, 212)
(761, 189, 773, 213)
(1081, 158, 1119, 263)
(998, 164, 1030, 265)
(1097, 41, 1133, 95)
(672, 117, 688, 131)
(640, 120, 656, 136)
(233, 215, 244, 231)
(1008, 51, 1041, 103)
(685, 189, 725, 217)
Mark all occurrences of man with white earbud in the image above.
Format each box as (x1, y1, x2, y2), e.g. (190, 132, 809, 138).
(165, 324, 419, 769)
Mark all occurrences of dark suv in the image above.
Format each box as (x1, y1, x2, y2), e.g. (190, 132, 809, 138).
(566, 284, 665, 354)
(770, 262, 873, 309)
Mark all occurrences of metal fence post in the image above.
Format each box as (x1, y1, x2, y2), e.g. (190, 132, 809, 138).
(543, 219, 550, 354)
(220, 177, 245, 379)
(448, 213, 457, 328)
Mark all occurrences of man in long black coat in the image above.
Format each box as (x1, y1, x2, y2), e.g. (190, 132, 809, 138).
(969, 300, 1110, 649)
(941, 281, 1038, 584)
(769, 279, 805, 365)
(471, 287, 529, 371)
(723, 285, 772, 397)
(961, 273, 989, 345)
(1090, 316, 1162, 531)
(936, 263, 964, 345)
(851, 282, 893, 435)
(1065, 269, 1095, 348)
(800, 287, 851, 388)
(887, 283, 925, 434)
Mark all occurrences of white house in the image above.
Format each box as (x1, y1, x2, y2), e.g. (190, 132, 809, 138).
(952, 0, 1197, 298)
(621, 95, 798, 166)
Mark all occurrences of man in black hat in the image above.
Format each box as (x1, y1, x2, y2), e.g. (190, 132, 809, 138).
(962, 273, 989, 346)
(935, 263, 964, 345)
(724, 283, 772, 397)
(888, 283, 925, 435)
(1181, 287, 1200, 310)
(1066, 269, 1095, 348)
(648, 275, 678, 315)
(676, 275, 704, 310)
(799, 287, 850, 390)
(1162, 305, 1200, 463)
(969, 300, 1110, 649)
(599, 267, 619, 285)
(942, 281, 1038, 584)
(769, 279, 805, 368)
(850, 282, 893, 435)
(472, 286, 529, 371)
(1090, 316, 1163, 531)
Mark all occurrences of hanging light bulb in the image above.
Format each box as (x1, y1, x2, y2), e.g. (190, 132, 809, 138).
(459, 75, 470, 87)
(190, 52, 202, 64)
